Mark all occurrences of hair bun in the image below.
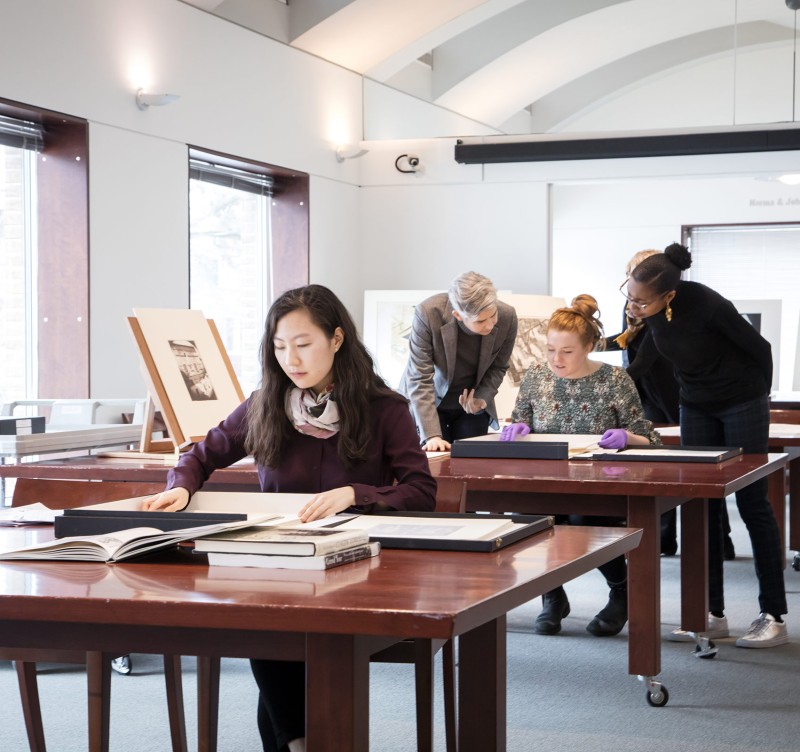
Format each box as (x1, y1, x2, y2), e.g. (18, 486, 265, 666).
(570, 293, 600, 321)
(664, 242, 692, 271)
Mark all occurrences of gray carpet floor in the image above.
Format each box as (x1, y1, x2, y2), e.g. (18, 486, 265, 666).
(2, 497, 799, 751)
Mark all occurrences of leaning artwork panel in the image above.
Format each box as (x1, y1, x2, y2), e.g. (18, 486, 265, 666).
(130, 308, 244, 444)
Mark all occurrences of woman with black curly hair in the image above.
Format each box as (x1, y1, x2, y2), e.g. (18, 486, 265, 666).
(625, 243, 787, 649)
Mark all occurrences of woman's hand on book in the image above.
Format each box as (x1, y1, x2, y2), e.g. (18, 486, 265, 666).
(422, 436, 451, 452)
(141, 487, 190, 512)
(299, 486, 356, 523)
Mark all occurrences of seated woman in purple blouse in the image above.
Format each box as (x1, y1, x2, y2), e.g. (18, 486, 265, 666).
(144, 284, 436, 752)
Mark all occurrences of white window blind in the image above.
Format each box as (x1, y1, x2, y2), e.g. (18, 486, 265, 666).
(687, 224, 800, 390)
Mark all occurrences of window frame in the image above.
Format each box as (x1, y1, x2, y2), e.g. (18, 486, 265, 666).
(0, 97, 89, 399)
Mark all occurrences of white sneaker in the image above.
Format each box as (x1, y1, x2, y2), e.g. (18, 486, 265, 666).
(735, 613, 789, 648)
(668, 613, 729, 642)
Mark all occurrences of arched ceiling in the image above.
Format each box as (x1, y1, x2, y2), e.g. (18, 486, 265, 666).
(180, 0, 800, 133)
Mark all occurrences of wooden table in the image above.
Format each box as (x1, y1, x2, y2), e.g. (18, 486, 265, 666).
(658, 422, 800, 567)
(427, 452, 788, 696)
(0, 524, 641, 752)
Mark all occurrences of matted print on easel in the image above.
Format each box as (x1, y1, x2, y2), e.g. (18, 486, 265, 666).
(129, 308, 245, 445)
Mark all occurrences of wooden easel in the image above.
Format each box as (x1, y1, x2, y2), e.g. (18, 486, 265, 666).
(124, 314, 245, 457)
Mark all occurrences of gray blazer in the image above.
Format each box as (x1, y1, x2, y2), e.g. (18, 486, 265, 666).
(398, 292, 518, 443)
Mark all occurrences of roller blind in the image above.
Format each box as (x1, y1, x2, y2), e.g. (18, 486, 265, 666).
(0, 114, 44, 151)
(189, 158, 273, 196)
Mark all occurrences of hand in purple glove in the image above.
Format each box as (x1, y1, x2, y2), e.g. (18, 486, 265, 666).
(598, 428, 628, 449)
(500, 423, 531, 442)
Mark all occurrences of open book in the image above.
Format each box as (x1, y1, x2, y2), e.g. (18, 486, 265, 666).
(0, 514, 285, 563)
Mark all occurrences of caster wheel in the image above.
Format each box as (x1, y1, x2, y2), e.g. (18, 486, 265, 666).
(693, 641, 718, 659)
(646, 685, 670, 707)
(111, 655, 132, 675)
(792, 553, 800, 572)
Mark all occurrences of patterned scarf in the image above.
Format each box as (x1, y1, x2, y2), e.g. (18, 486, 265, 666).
(613, 311, 645, 350)
(286, 386, 340, 438)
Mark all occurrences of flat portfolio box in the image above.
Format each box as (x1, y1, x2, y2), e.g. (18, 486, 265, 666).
(450, 432, 601, 460)
(54, 491, 311, 538)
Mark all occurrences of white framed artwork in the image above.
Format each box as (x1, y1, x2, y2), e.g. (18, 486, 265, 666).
(363, 290, 440, 388)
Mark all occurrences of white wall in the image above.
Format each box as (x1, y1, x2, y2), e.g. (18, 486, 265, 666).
(4, 0, 800, 400)
(89, 125, 190, 397)
(0, 0, 366, 397)
(551, 176, 800, 389)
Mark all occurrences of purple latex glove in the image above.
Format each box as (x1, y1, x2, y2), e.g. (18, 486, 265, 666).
(598, 428, 628, 449)
(500, 423, 531, 442)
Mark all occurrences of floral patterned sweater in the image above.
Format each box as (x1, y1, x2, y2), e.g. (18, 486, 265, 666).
(510, 362, 661, 444)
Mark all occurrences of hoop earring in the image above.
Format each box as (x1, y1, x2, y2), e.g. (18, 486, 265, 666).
(665, 303, 673, 323)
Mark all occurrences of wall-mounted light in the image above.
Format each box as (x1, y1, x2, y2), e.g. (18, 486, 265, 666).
(335, 143, 369, 162)
(136, 88, 180, 111)
(395, 153, 422, 173)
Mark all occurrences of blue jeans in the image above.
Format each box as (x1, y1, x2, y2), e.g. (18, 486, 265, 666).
(680, 395, 786, 617)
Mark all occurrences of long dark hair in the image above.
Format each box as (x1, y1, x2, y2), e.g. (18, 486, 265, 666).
(245, 284, 396, 468)
(631, 242, 692, 294)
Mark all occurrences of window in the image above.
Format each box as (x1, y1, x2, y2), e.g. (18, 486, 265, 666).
(0, 99, 89, 404)
(0, 114, 40, 403)
(188, 148, 310, 396)
(684, 223, 800, 391)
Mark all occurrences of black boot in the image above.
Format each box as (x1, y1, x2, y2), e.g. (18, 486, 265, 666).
(535, 586, 570, 635)
(586, 583, 627, 636)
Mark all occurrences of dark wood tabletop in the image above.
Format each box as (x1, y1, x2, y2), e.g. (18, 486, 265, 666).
(0, 524, 642, 752)
(427, 452, 788, 685)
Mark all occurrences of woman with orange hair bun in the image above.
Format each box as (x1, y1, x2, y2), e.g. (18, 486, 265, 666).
(502, 294, 660, 637)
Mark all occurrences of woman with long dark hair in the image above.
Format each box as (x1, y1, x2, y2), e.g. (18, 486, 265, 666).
(145, 284, 436, 751)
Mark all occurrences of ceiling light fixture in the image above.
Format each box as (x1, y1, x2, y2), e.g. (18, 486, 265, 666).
(136, 88, 180, 111)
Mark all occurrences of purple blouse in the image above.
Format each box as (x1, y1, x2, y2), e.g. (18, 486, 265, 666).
(167, 392, 436, 513)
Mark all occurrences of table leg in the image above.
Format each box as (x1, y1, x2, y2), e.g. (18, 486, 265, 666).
(625, 497, 661, 678)
(197, 655, 220, 752)
(680, 499, 709, 633)
(787, 453, 800, 552)
(86, 651, 112, 752)
(767, 462, 787, 569)
(458, 616, 506, 752)
(306, 634, 370, 752)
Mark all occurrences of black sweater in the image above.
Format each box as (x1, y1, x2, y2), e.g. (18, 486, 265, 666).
(606, 307, 680, 424)
(628, 281, 772, 411)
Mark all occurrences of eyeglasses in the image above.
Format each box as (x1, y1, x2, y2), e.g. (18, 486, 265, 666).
(618, 279, 663, 312)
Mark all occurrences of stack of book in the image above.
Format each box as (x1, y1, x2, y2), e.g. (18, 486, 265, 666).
(194, 524, 380, 570)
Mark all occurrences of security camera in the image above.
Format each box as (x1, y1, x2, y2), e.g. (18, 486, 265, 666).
(395, 153, 422, 173)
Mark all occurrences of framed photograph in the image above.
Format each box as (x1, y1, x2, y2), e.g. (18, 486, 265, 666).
(363, 290, 440, 388)
(128, 308, 245, 447)
(495, 293, 566, 422)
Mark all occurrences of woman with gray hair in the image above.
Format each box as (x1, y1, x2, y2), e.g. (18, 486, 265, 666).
(399, 271, 518, 451)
